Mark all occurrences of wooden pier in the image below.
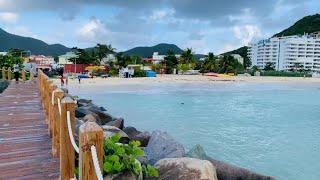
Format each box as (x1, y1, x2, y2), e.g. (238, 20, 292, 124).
(0, 70, 104, 180)
(0, 80, 59, 179)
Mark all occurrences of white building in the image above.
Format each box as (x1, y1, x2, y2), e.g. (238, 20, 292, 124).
(152, 52, 181, 64)
(248, 33, 320, 72)
(58, 52, 78, 66)
(230, 54, 244, 64)
(0, 52, 7, 56)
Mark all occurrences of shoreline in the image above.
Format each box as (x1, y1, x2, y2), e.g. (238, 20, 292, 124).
(53, 75, 320, 87)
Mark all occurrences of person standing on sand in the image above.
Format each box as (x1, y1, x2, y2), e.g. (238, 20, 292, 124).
(13, 63, 19, 83)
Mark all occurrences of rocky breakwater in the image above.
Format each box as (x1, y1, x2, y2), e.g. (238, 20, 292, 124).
(0, 80, 9, 93)
(74, 98, 274, 180)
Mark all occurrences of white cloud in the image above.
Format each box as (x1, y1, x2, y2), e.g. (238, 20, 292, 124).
(233, 25, 262, 46)
(0, 12, 18, 23)
(76, 18, 109, 43)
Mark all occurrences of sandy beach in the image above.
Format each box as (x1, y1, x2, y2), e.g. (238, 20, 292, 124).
(54, 75, 320, 87)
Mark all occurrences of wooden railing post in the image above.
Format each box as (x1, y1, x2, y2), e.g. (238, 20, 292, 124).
(2, 67, 6, 80)
(48, 83, 57, 137)
(60, 97, 76, 180)
(52, 89, 64, 157)
(22, 69, 26, 81)
(7, 67, 11, 80)
(79, 121, 104, 180)
(30, 69, 34, 80)
(45, 80, 53, 123)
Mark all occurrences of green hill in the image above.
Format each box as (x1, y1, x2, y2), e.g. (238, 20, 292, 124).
(0, 28, 70, 56)
(123, 43, 183, 57)
(273, 14, 320, 37)
(222, 46, 250, 68)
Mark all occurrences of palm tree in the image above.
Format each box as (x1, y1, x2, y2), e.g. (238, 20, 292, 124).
(203, 52, 216, 72)
(95, 44, 115, 64)
(180, 48, 194, 64)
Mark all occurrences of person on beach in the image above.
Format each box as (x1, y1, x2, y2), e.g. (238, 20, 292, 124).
(13, 63, 19, 83)
(78, 75, 81, 84)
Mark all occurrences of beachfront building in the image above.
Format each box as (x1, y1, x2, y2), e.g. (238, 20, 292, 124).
(30, 55, 55, 70)
(248, 32, 320, 72)
(58, 52, 78, 66)
(145, 52, 181, 64)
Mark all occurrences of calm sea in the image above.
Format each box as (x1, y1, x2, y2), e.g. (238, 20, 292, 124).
(68, 81, 320, 180)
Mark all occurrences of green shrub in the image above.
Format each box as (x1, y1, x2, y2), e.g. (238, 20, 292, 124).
(109, 68, 118, 77)
(133, 69, 146, 77)
(261, 71, 311, 77)
(103, 134, 158, 177)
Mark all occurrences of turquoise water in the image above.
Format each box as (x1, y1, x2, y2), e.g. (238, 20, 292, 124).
(69, 82, 320, 180)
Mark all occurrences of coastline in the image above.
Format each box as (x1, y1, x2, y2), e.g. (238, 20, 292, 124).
(54, 75, 320, 87)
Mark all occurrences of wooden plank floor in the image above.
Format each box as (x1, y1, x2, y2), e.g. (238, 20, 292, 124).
(0, 80, 59, 180)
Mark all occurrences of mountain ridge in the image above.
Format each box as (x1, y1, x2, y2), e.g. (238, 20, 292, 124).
(0, 28, 70, 56)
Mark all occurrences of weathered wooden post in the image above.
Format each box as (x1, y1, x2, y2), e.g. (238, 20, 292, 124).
(52, 88, 64, 157)
(7, 67, 11, 80)
(45, 80, 53, 123)
(22, 69, 26, 81)
(48, 83, 57, 137)
(60, 97, 76, 180)
(2, 67, 6, 80)
(79, 121, 104, 180)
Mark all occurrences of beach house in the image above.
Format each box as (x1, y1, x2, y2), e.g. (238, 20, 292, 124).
(58, 52, 78, 66)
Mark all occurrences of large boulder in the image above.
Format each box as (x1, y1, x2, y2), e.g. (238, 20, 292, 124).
(133, 132, 151, 147)
(154, 157, 218, 180)
(105, 118, 124, 129)
(186, 145, 275, 180)
(123, 127, 150, 147)
(75, 107, 90, 118)
(83, 114, 98, 122)
(77, 98, 93, 107)
(75, 118, 84, 136)
(123, 126, 141, 137)
(102, 125, 130, 144)
(87, 106, 115, 124)
(143, 131, 185, 164)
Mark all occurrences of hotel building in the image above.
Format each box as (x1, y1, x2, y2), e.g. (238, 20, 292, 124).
(248, 33, 320, 72)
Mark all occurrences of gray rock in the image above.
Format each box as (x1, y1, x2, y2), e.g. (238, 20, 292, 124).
(83, 114, 98, 122)
(100, 106, 107, 111)
(75, 107, 88, 118)
(87, 106, 115, 124)
(77, 98, 92, 107)
(123, 126, 141, 137)
(102, 125, 130, 144)
(186, 145, 275, 180)
(133, 132, 151, 147)
(123, 126, 150, 147)
(105, 118, 124, 129)
(74, 118, 84, 142)
(144, 131, 185, 164)
(154, 157, 218, 180)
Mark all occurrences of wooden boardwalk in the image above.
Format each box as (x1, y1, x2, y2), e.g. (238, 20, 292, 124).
(0, 80, 59, 179)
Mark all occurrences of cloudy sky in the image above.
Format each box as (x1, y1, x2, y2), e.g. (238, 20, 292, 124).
(0, 0, 319, 54)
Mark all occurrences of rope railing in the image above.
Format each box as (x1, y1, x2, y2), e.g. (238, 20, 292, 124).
(91, 145, 104, 180)
(38, 69, 143, 180)
(67, 111, 79, 154)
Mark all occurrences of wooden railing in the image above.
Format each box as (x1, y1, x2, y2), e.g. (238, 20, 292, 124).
(1, 67, 33, 81)
(37, 69, 104, 180)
